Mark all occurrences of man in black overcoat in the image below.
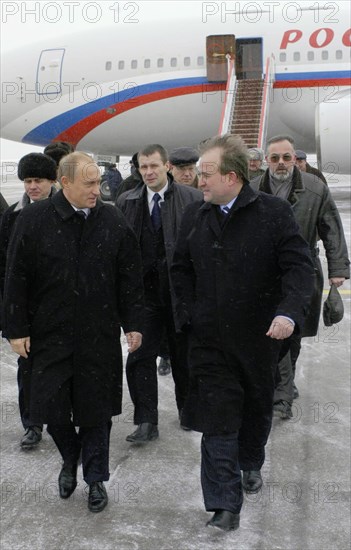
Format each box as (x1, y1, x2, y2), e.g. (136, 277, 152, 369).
(2, 152, 144, 513)
(117, 144, 202, 442)
(171, 134, 315, 531)
(0, 152, 58, 449)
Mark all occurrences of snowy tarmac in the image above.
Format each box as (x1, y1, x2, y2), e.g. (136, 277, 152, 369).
(0, 176, 350, 550)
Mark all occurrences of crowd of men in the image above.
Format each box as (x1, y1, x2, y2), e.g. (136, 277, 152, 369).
(0, 136, 349, 530)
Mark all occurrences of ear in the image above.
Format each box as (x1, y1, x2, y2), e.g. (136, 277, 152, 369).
(60, 175, 69, 189)
(227, 171, 238, 187)
(165, 161, 170, 171)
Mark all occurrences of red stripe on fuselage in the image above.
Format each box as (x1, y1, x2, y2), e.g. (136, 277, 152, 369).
(55, 83, 226, 147)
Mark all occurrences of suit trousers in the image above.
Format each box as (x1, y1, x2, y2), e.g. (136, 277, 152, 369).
(274, 335, 302, 404)
(126, 298, 189, 425)
(17, 356, 43, 430)
(201, 432, 243, 514)
(47, 420, 112, 484)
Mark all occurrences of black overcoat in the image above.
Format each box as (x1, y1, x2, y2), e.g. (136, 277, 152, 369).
(251, 167, 350, 336)
(171, 185, 315, 432)
(3, 191, 144, 426)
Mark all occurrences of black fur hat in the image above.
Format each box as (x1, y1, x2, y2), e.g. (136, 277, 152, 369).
(44, 142, 75, 166)
(18, 153, 57, 181)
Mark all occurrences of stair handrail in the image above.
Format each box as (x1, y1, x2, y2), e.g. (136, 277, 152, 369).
(257, 54, 276, 150)
(218, 57, 237, 135)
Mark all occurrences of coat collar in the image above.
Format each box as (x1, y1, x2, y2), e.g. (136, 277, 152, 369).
(256, 166, 305, 205)
(199, 184, 259, 236)
(199, 182, 259, 215)
(14, 185, 57, 212)
(51, 189, 103, 220)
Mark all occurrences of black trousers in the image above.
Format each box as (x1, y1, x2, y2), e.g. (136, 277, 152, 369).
(274, 335, 302, 404)
(47, 420, 112, 485)
(126, 299, 189, 425)
(17, 356, 43, 431)
(201, 432, 243, 514)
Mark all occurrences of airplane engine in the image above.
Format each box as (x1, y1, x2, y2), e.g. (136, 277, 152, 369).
(316, 89, 351, 175)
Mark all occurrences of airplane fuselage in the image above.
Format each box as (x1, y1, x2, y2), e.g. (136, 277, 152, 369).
(1, 2, 350, 171)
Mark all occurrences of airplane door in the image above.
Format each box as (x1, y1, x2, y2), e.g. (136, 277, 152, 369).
(235, 39, 263, 79)
(36, 49, 65, 95)
(206, 35, 235, 82)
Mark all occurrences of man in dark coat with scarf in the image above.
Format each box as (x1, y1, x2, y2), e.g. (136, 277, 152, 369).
(2, 152, 144, 513)
(251, 136, 350, 418)
(171, 134, 315, 531)
(117, 144, 202, 442)
(0, 152, 58, 449)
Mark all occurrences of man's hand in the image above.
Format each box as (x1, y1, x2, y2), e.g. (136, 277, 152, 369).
(266, 316, 294, 340)
(329, 277, 345, 288)
(125, 332, 142, 353)
(10, 337, 31, 358)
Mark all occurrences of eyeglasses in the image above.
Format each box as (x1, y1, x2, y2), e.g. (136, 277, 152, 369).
(268, 154, 294, 163)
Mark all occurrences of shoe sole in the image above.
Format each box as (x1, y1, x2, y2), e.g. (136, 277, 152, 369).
(20, 442, 41, 449)
(273, 409, 292, 419)
(59, 482, 77, 499)
(206, 521, 240, 531)
(126, 433, 159, 443)
(88, 499, 108, 513)
(243, 486, 262, 494)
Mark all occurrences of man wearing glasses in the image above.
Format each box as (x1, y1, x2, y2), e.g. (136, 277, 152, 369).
(251, 135, 350, 420)
(171, 133, 315, 530)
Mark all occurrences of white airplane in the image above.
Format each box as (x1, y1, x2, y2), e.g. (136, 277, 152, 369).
(1, 2, 350, 172)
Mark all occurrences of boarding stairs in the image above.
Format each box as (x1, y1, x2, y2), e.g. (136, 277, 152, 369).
(218, 56, 275, 150)
(230, 79, 264, 148)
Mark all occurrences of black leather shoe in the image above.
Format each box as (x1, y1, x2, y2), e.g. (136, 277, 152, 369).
(273, 399, 293, 419)
(126, 423, 159, 443)
(88, 481, 108, 513)
(58, 462, 78, 499)
(206, 510, 240, 531)
(158, 357, 172, 375)
(242, 470, 262, 493)
(293, 382, 299, 399)
(20, 426, 42, 449)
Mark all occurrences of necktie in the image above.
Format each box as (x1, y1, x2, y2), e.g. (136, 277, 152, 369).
(218, 205, 230, 228)
(151, 193, 162, 231)
(75, 210, 87, 219)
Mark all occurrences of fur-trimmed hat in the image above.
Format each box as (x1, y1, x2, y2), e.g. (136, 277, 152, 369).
(18, 153, 57, 181)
